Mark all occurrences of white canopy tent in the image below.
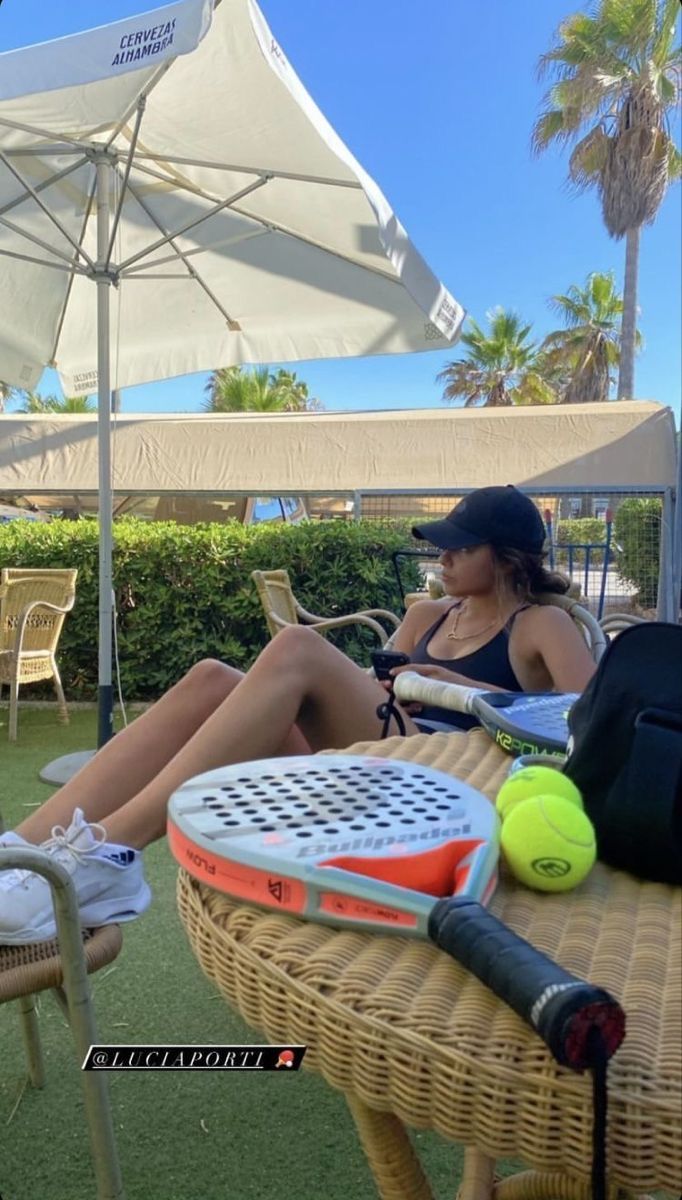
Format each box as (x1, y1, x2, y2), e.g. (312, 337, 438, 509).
(0, 401, 676, 499)
(0, 0, 463, 745)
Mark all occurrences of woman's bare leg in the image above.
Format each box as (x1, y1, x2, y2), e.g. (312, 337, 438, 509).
(15, 658, 310, 844)
(103, 626, 416, 850)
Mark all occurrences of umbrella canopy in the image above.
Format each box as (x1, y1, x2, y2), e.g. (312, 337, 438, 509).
(0, 0, 462, 393)
(0, 0, 464, 743)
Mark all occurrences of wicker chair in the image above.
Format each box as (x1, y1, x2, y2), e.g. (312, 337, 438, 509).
(0, 570, 77, 740)
(0, 845, 124, 1198)
(600, 611, 648, 637)
(251, 568, 400, 645)
(0, 567, 78, 589)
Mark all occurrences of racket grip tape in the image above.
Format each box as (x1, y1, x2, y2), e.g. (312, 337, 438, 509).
(429, 897, 625, 1071)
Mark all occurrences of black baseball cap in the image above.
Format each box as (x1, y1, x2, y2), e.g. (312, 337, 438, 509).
(412, 485, 546, 554)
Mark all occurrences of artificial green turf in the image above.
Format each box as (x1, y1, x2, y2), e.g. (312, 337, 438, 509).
(1, 708, 500, 1200)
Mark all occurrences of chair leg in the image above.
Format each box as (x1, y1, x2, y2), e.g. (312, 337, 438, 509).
(47, 880, 125, 1198)
(18, 993, 46, 1088)
(9, 675, 18, 741)
(456, 1147, 496, 1199)
(51, 658, 69, 725)
(345, 1092, 434, 1200)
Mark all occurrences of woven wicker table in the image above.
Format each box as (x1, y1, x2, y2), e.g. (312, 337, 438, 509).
(176, 729, 681, 1200)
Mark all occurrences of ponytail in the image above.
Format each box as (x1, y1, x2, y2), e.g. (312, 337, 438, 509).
(493, 546, 570, 600)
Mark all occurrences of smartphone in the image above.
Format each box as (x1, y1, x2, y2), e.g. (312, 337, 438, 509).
(371, 649, 411, 681)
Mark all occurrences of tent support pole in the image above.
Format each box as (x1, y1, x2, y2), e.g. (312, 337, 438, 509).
(95, 154, 114, 747)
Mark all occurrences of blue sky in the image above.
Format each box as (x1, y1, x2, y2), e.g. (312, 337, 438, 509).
(1, 0, 680, 425)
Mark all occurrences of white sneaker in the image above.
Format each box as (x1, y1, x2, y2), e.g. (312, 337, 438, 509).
(0, 830, 29, 853)
(0, 830, 33, 891)
(0, 809, 152, 945)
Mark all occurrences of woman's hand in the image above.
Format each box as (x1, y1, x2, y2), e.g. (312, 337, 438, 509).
(379, 673, 424, 715)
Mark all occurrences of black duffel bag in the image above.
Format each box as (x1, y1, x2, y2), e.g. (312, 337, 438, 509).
(564, 622, 682, 886)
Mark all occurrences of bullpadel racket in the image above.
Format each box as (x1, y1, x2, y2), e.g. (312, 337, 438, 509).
(393, 673, 577, 757)
(168, 755, 624, 1074)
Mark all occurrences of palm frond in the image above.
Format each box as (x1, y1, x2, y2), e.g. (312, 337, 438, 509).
(601, 0, 658, 53)
(548, 293, 591, 326)
(510, 371, 558, 406)
(531, 108, 570, 153)
(651, 0, 681, 64)
(657, 71, 680, 105)
(666, 141, 682, 181)
(568, 126, 611, 190)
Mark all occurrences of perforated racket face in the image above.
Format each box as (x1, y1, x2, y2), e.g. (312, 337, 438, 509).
(479, 692, 578, 755)
(168, 755, 499, 933)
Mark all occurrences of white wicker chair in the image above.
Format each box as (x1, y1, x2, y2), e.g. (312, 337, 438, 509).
(0, 570, 77, 740)
(251, 568, 400, 646)
(599, 611, 648, 637)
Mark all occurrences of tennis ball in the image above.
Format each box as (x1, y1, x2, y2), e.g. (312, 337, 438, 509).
(495, 766, 582, 821)
(500, 795, 596, 892)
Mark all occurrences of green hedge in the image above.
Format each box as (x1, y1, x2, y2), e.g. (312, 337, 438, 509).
(613, 498, 662, 610)
(553, 518, 609, 567)
(0, 518, 421, 700)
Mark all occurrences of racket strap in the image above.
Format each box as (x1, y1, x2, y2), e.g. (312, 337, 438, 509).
(589, 1031, 609, 1200)
(376, 691, 406, 739)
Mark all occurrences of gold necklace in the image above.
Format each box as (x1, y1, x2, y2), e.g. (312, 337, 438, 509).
(446, 604, 500, 641)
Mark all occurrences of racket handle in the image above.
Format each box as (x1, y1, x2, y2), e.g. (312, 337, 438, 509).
(394, 673, 478, 713)
(429, 896, 625, 1070)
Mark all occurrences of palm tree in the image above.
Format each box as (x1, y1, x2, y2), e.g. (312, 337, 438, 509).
(532, 0, 681, 399)
(0, 381, 14, 413)
(437, 308, 556, 407)
(269, 369, 323, 412)
(541, 270, 641, 403)
(16, 392, 96, 413)
(203, 366, 321, 412)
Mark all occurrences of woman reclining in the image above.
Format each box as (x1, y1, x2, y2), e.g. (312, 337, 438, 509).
(0, 485, 595, 943)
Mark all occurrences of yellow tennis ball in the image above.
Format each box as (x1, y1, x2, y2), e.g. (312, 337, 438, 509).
(500, 795, 596, 893)
(495, 766, 582, 821)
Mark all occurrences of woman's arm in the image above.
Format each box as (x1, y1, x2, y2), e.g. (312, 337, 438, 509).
(515, 605, 597, 693)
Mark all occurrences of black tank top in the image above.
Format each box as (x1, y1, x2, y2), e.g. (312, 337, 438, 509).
(409, 603, 527, 731)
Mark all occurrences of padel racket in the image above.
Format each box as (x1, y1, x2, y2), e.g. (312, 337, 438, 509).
(393, 673, 577, 757)
(168, 755, 624, 1074)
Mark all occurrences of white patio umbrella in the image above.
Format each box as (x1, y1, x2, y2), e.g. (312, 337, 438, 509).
(0, 0, 464, 748)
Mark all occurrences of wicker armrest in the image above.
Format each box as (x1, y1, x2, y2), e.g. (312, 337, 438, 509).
(12, 597, 75, 653)
(600, 612, 647, 634)
(265, 609, 391, 645)
(300, 612, 391, 645)
(295, 600, 399, 642)
(351, 608, 401, 629)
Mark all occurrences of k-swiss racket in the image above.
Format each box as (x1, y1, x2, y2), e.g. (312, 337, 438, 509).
(168, 755, 624, 1075)
(393, 673, 577, 757)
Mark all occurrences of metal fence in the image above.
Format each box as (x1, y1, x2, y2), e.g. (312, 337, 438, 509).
(354, 486, 677, 621)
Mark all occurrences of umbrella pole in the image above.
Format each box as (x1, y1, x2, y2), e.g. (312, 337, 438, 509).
(96, 154, 114, 747)
(40, 157, 126, 779)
